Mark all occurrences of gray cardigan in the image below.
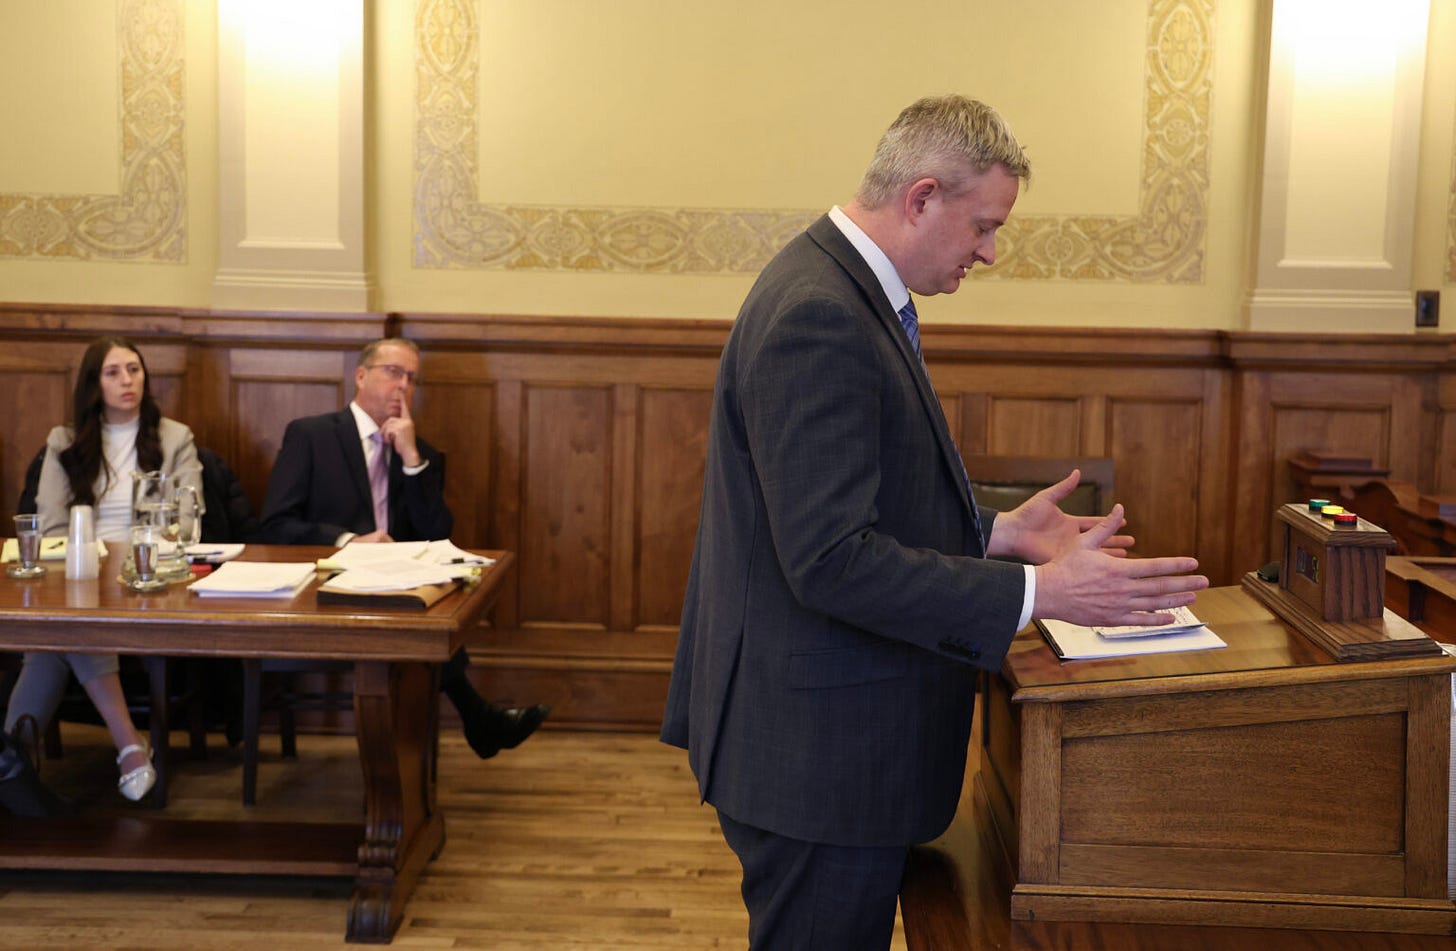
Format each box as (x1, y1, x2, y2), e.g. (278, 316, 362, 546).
(34, 417, 203, 536)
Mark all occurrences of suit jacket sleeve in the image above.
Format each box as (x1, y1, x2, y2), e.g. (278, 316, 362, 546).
(34, 426, 75, 536)
(257, 418, 350, 545)
(394, 447, 453, 540)
(159, 418, 204, 515)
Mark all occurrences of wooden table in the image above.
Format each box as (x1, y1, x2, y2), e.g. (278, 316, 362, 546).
(0, 544, 513, 944)
(937, 586, 1454, 937)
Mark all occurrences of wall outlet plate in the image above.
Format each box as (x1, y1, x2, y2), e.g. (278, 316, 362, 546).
(1415, 290, 1439, 328)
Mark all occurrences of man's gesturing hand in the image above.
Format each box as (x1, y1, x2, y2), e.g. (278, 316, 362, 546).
(1031, 504, 1208, 627)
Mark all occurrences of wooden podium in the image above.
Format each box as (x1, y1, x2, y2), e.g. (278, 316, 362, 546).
(972, 586, 1455, 935)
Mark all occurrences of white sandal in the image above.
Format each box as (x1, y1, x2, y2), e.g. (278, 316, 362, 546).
(117, 742, 156, 802)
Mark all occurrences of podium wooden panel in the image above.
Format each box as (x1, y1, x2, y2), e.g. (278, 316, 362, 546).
(971, 587, 1454, 935)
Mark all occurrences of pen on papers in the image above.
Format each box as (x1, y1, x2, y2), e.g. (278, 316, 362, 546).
(43, 540, 64, 550)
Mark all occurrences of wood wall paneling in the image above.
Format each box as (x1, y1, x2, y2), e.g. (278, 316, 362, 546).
(635, 386, 712, 630)
(0, 306, 1452, 729)
(0, 370, 69, 521)
(1108, 398, 1203, 558)
(987, 397, 1083, 456)
(1438, 375, 1456, 495)
(519, 384, 613, 631)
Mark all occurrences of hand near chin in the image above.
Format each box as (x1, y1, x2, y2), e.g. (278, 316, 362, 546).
(379, 399, 421, 467)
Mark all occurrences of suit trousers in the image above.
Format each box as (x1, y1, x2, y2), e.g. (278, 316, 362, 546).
(717, 810, 908, 951)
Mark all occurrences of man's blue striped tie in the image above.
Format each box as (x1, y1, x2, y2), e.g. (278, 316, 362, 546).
(897, 297, 985, 554)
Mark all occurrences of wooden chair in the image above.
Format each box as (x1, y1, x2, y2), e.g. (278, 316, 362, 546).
(961, 454, 1115, 518)
(240, 658, 353, 806)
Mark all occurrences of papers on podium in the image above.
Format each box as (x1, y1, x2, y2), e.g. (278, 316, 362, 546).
(1037, 608, 1227, 660)
(188, 561, 315, 598)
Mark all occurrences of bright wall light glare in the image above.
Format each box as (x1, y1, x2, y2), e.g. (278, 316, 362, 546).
(236, 0, 346, 81)
(1279, 0, 1427, 83)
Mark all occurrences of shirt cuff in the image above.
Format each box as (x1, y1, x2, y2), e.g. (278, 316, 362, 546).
(335, 531, 356, 547)
(402, 459, 429, 476)
(1017, 564, 1036, 631)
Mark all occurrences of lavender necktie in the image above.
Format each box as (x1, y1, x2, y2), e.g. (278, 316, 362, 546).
(368, 431, 389, 534)
(897, 297, 985, 554)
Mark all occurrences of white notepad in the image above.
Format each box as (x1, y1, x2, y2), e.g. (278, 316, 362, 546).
(188, 561, 315, 598)
(1091, 605, 1207, 639)
(1037, 617, 1227, 660)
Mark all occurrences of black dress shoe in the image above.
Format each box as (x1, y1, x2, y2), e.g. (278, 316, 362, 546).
(462, 703, 550, 759)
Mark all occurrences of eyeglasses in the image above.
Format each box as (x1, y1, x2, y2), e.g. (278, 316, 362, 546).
(364, 363, 419, 385)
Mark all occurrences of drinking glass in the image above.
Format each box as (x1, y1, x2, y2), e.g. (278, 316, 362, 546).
(128, 523, 167, 592)
(7, 514, 46, 579)
(175, 484, 202, 551)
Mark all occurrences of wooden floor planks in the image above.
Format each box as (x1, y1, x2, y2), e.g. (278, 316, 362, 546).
(0, 724, 907, 949)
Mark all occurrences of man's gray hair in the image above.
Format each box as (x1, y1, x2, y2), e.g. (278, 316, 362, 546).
(855, 95, 1031, 210)
(358, 337, 419, 366)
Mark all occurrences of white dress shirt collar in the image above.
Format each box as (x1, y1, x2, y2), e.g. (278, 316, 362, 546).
(828, 205, 911, 313)
(348, 401, 380, 441)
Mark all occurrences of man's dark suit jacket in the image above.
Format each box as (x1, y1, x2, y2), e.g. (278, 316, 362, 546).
(661, 215, 1026, 849)
(257, 408, 453, 545)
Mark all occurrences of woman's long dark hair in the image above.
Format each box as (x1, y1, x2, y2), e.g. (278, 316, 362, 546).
(59, 337, 163, 506)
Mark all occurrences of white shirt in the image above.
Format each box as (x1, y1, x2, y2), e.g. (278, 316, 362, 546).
(96, 418, 140, 543)
(827, 206, 1036, 631)
(338, 402, 429, 546)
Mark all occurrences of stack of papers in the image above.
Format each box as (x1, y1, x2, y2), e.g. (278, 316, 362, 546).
(322, 562, 455, 593)
(185, 543, 246, 564)
(318, 539, 494, 586)
(188, 561, 315, 598)
(1037, 608, 1227, 660)
(1090, 606, 1208, 639)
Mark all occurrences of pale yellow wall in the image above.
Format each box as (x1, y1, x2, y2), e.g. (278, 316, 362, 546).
(0, 0, 218, 307)
(1, 0, 1453, 331)
(1416, 0, 1456, 292)
(385, 0, 1260, 328)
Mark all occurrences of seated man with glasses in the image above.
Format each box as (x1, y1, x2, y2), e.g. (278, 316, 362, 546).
(258, 336, 548, 758)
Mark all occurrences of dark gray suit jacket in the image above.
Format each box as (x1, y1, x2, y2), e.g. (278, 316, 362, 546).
(660, 215, 1025, 848)
(257, 408, 453, 545)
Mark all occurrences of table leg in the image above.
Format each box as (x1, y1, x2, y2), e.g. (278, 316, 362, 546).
(346, 660, 444, 944)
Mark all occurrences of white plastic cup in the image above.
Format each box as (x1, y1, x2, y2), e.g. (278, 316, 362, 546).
(66, 505, 99, 580)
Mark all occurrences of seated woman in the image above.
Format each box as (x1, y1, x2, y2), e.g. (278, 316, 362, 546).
(5, 337, 203, 801)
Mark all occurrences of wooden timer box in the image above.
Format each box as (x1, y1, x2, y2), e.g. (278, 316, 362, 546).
(1278, 503, 1391, 620)
(1243, 503, 1441, 660)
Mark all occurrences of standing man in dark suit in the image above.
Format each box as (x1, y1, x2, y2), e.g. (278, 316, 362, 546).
(259, 337, 548, 758)
(660, 96, 1209, 949)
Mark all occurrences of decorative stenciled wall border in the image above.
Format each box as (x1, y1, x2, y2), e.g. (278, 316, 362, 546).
(414, 0, 1212, 282)
(0, 0, 185, 262)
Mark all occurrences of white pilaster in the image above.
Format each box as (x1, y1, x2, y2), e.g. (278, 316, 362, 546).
(1245, 0, 1430, 333)
(212, 0, 370, 311)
